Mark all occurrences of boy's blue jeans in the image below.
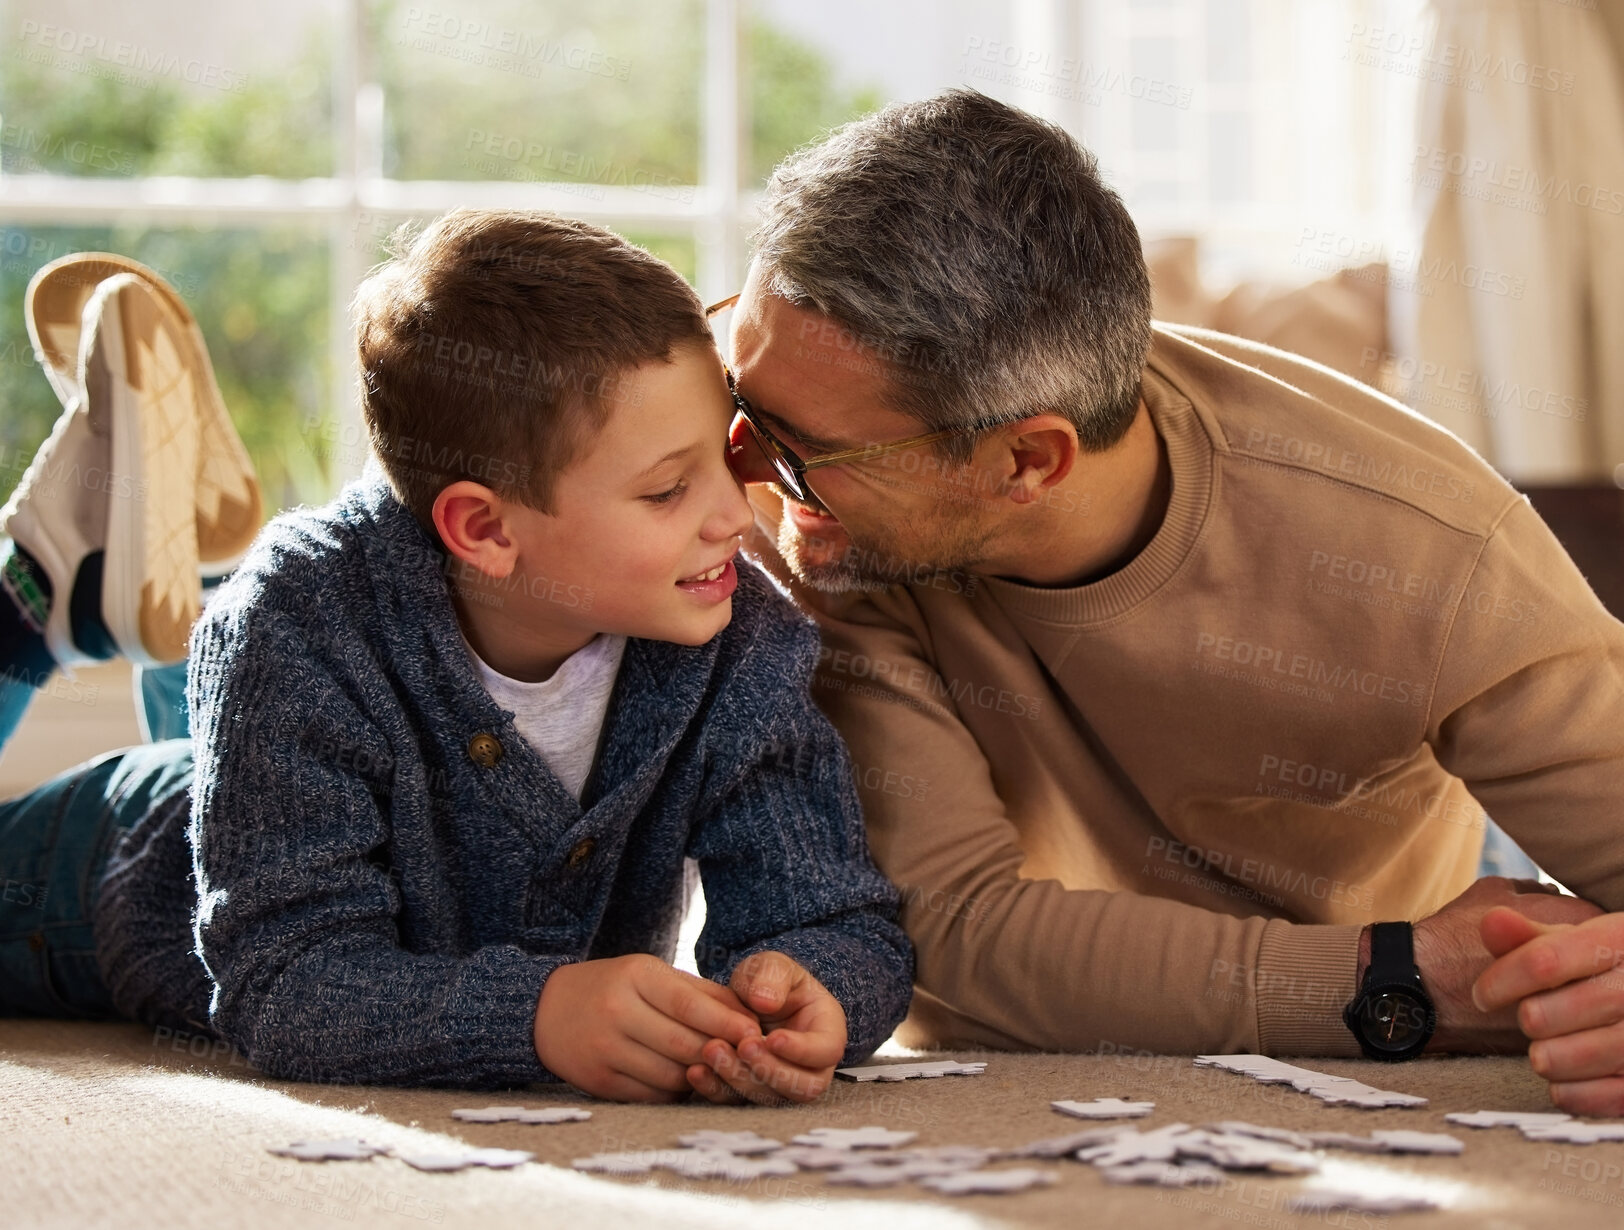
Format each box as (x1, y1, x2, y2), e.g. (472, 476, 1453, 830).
(0, 662, 192, 1018)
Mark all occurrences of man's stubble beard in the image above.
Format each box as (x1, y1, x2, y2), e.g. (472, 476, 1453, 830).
(777, 499, 995, 595)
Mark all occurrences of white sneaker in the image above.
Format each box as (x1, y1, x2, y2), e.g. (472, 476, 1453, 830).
(80, 274, 203, 665)
(26, 252, 262, 568)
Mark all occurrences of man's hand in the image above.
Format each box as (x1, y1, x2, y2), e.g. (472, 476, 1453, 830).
(533, 954, 763, 1102)
(685, 951, 848, 1106)
(1408, 877, 1604, 1053)
(1473, 908, 1624, 1115)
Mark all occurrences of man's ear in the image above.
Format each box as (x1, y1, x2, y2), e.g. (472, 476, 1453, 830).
(432, 480, 519, 578)
(999, 414, 1079, 505)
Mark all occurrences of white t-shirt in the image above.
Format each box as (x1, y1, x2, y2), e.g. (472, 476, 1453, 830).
(461, 632, 628, 802)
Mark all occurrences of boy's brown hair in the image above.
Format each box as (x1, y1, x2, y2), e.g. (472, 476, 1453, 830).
(353, 208, 710, 531)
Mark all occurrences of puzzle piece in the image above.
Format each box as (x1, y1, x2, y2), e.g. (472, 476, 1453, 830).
(268, 1139, 388, 1162)
(573, 1153, 657, 1176)
(395, 1147, 534, 1172)
(1003, 1128, 1131, 1159)
(660, 1151, 799, 1181)
(1178, 1131, 1318, 1173)
(1203, 1122, 1314, 1151)
(826, 1157, 976, 1186)
(835, 1060, 988, 1082)
(1099, 1160, 1226, 1188)
(1193, 1055, 1426, 1109)
(674, 1130, 783, 1154)
(1445, 1110, 1573, 1130)
(452, 1105, 592, 1124)
(1075, 1124, 1192, 1168)
(1286, 1189, 1440, 1214)
(774, 1146, 862, 1170)
(1052, 1097, 1155, 1119)
(1369, 1130, 1464, 1155)
(450, 1106, 527, 1123)
(918, 1168, 1057, 1195)
(790, 1126, 918, 1150)
(1306, 1131, 1388, 1153)
(1518, 1122, 1624, 1144)
(515, 1107, 592, 1124)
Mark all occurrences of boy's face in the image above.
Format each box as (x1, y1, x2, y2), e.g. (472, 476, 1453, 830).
(500, 339, 754, 647)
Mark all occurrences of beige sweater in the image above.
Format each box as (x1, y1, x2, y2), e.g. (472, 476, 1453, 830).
(748, 324, 1624, 1058)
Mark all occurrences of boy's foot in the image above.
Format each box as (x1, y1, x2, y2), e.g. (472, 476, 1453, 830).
(26, 251, 262, 567)
(80, 274, 205, 665)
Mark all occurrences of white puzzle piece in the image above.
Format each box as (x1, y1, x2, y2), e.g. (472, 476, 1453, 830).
(675, 1130, 783, 1154)
(452, 1105, 592, 1124)
(1445, 1110, 1572, 1130)
(790, 1126, 918, 1150)
(1178, 1132, 1318, 1173)
(395, 1147, 535, 1172)
(836, 1060, 988, 1082)
(1100, 1161, 1226, 1188)
(1203, 1122, 1315, 1151)
(1286, 1189, 1441, 1214)
(774, 1146, 863, 1170)
(573, 1153, 656, 1176)
(1004, 1128, 1131, 1159)
(1193, 1055, 1427, 1108)
(918, 1168, 1057, 1195)
(268, 1139, 388, 1162)
(1519, 1122, 1624, 1144)
(1368, 1130, 1464, 1155)
(1052, 1097, 1155, 1120)
(1075, 1124, 1192, 1168)
(664, 1152, 800, 1182)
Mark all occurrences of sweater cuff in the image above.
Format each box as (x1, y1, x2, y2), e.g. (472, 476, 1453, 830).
(1254, 921, 1364, 1057)
(443, 951, 567, 1086)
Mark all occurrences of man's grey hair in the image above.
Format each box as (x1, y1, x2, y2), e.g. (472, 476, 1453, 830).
(752, 88, 1153, 459)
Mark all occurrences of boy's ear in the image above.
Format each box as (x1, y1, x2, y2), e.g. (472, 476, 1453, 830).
(432, 480, 520, 578)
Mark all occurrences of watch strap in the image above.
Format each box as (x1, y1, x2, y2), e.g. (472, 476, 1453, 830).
(1368, 921, 1416, 981)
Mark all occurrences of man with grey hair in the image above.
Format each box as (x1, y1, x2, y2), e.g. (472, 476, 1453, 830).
(717, 89, 1624, 1114)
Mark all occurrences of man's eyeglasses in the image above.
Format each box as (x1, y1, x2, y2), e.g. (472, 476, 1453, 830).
(705, 293, 999, 512)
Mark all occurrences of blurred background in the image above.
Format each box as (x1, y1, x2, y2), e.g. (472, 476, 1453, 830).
(0, 0, 1620, 781)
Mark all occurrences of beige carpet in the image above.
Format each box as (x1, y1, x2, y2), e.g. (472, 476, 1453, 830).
(5, 1022, 1624, 1229)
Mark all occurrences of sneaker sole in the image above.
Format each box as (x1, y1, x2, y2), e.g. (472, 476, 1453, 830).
(84, 277, 201, 665)
(26, 253, 262, 564)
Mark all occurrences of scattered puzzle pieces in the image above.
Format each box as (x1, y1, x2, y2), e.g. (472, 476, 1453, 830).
(268, 1139, 388, 1162)
(1446, 1110, 1572, 1130)
(918, 1168, 1057, 1195)
(1052, 1097, 1155, 1120)
(836, 1060, 988, 1082)
(791, 1126, 918, 1150)
(1203, 1122, 1314, 1151)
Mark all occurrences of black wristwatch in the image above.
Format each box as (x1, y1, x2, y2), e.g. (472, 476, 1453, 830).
(1343, 922, 1436, 1061)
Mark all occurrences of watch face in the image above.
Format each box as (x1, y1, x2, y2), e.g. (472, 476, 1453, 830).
(1355, 987, 1434, 1056)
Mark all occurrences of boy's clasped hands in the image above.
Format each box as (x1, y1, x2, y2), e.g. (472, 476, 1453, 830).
(534, 950, 847, 1105)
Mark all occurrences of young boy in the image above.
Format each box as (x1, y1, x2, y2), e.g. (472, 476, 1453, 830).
(0, 210, 913, 1103)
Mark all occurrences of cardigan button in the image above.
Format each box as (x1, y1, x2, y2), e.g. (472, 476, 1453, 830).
(566, 838, 596, 871)
(467, 732, 503, 768)
(27, 931, 45, 952)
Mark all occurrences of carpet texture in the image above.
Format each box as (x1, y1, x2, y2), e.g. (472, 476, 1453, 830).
(4, 1020, 1623, 1229)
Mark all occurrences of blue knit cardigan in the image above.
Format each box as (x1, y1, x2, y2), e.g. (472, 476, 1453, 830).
(92, 475, 912, 1088)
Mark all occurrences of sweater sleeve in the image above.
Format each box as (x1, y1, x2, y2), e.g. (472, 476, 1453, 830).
(1426, 496, 1624, 908)
(801, 587, 1363, 1058)
(685, 630, 914, 1064)
(186, 602, 562, 1089)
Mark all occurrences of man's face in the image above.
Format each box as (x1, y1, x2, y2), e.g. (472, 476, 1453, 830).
(725, 269, 997, 592)
(499, 339, 754, 645)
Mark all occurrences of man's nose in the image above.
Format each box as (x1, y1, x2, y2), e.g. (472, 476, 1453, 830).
(727, 414, 777, 484)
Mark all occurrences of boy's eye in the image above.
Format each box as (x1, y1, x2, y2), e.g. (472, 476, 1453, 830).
(644, 478, 689, 505)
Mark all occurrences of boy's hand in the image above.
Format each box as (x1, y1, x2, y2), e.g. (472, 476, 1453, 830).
(533, 954, 763, 1103)
(686, 951, 848, 1106)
